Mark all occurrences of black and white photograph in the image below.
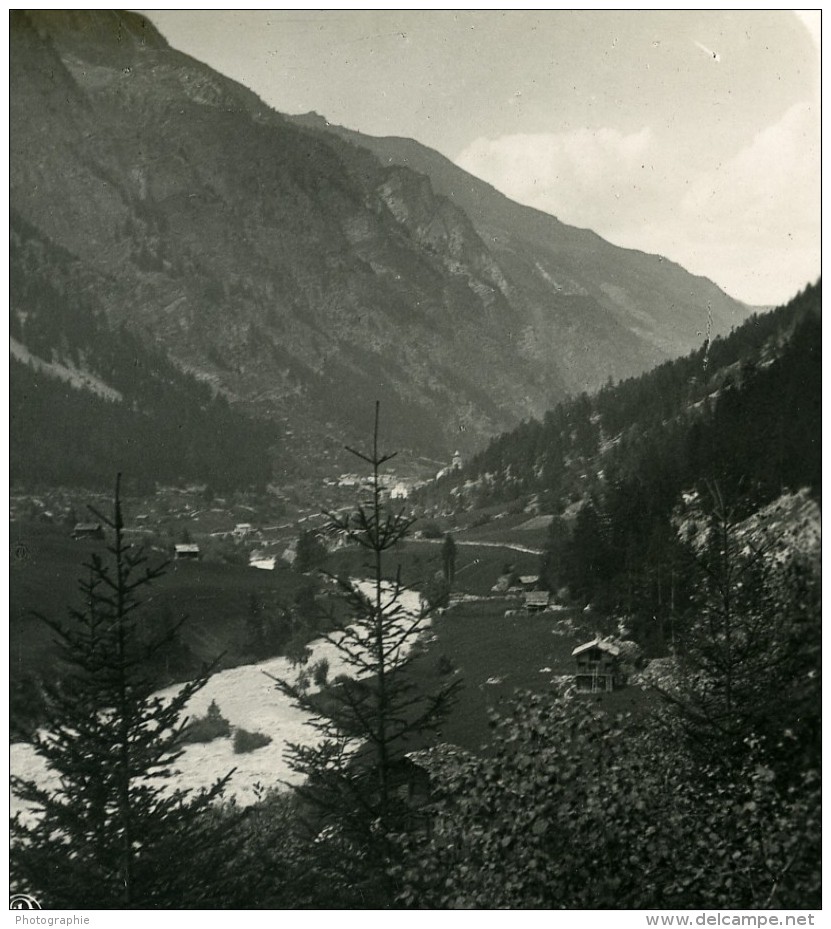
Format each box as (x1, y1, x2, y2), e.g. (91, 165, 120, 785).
(9, 8, 821, 913)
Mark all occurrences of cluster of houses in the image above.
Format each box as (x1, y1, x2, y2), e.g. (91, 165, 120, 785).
(493, 572, 553, 612)
(323, 472, 416, 501)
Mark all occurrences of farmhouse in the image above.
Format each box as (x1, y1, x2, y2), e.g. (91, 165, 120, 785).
(71, 522, 104, 541)
(233, 522, 254, 539)
(519, 574, 540, 589)
(524, 590, 550, 612)
(174, 543, 201, 561)
(572, 637, 623, 693)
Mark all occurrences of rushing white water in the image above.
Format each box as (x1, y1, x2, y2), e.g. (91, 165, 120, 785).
(10, 581, 425, 817)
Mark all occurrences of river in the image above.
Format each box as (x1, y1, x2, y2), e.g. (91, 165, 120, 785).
(10, 581, 425, 817)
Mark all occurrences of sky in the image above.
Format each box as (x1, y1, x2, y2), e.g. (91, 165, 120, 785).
(142, 10, 820, 307)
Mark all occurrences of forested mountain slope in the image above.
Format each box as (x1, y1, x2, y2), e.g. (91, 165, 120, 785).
(419, 281, 821, 648)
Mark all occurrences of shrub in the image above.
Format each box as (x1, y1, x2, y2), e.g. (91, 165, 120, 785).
(233, 727, 273, 754)
(436, 654, 455, 676)
(285, 636, 312, 668)
(312, 658, 330, 687)
(182, 699, 231, 744)
(393, 689, 821, 909)
(419, 521, 443, 539)
(421, 572, 450, 610)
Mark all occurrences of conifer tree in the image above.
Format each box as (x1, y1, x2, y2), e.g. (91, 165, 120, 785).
(660, 484, 820, 773)
(11, 476, 238, 909)
(273, 403, 461, 903)
(441, 532, 456, 586)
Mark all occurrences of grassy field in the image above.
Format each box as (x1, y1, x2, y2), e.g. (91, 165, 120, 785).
(450, 511, 552, 551)
(10, 521, 537, 691)
(12, 520, 656, 754)
(10, 519, 330, 734)
(404, 599, 658, 753)
(328, 540, 542, 598)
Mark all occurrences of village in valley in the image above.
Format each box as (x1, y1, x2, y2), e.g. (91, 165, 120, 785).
(11, 442, 652, 829)
(10, 444, 640, 714)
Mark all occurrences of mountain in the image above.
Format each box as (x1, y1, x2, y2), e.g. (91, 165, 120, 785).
(12, 10, 753, 488)
(415, 281, 821, 648)
(424, 281, 820, 511)
(290, 113, 752, 389)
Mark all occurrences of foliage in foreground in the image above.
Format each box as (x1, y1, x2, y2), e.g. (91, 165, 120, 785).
(662, 486, 821, 776)
(391, 690, 820, 909)
(388, 486, 820, 909)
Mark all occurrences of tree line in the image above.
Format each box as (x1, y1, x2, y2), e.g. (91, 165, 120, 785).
(418, 283, 820, 655)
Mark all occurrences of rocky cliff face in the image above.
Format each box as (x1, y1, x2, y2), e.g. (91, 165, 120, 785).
(293, 116, 753, 393)
(11, 10, 752, 481)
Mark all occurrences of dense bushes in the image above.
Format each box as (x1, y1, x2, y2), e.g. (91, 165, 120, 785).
(233, 728, 273, 754)
(391, 690, 821, 909)
(182, 700, 231, 744)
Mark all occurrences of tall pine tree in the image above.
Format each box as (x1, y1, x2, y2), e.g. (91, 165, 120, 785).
(273, 403, 461, 904)
(659, 484, 820, 774)
(11, 476, 239, 908)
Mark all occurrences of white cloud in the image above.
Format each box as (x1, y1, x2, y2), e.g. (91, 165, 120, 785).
(674, 102, 819, 302)
(681, 102, 818, 236)
(456, 126, 659, 236)
(455, 104, 819, 306)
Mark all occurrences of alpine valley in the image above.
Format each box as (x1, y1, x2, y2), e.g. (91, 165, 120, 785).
(9, 11, 822, 911)
(11, 9, 754, 491)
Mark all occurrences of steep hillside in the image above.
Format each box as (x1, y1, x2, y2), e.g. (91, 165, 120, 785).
(10, 211, 283, 491)
(12, 10, 752, 488)
(424, 283, 820, 506)
(10, 9, 544, 468)
(292, 114, 753, 391)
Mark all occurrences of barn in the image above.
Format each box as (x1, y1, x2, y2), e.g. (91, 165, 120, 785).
(524, 590, 550, 612)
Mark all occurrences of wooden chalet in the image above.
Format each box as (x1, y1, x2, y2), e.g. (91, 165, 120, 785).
(572, 637, 623, 693)
(71, 522, 104, 541)
(174, 543, 201, 561)
(524, 590, 550, 612)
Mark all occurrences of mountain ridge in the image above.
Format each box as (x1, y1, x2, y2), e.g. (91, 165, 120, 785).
(289, 112, 751, 383)
(12, 9, 757, 488)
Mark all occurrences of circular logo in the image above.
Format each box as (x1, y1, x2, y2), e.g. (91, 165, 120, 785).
(10, 894, 41, 910)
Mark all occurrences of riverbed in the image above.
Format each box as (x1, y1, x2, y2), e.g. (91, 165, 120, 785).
(10, 581, 425, 817)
